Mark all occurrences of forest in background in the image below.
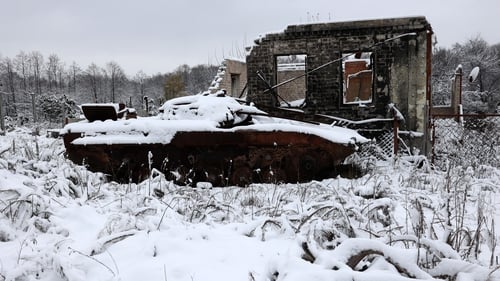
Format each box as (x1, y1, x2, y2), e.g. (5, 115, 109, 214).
(0, 35, 499, 126)
(432, 36, 500, 113)
(0, 54, 218, 123)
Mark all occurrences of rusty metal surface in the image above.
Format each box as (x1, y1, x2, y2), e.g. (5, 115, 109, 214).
(82, 104, 119, 122)
(64, 129, 355, 186)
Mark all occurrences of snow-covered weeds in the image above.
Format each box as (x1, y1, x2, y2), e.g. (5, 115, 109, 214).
(0, 128, 499, 281)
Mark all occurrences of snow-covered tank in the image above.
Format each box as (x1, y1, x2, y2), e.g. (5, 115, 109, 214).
(61, 92, 367, 186)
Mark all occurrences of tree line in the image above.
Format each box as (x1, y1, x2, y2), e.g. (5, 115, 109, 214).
(0, 51, 218, 123)
(1, 35, 499, 125)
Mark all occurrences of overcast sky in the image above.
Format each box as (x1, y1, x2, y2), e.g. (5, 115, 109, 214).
(1, 0, 499, 76)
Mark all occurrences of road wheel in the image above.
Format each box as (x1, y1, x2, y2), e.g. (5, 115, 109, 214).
(230, 166, 252, 187)
(299, 154, 317, 181)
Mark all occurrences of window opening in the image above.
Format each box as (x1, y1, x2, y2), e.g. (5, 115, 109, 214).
(342, 52, 373, 104)
(276, 54, 307, 107)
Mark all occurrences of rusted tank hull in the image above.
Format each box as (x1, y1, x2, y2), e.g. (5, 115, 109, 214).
(63, 130, 355, 186)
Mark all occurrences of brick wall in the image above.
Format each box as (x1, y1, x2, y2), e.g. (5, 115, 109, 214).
(246, 17, 433, 154)
(217, 59, 247, 97)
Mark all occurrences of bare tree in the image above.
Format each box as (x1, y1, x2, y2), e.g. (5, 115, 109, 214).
(432, 47, 458, 105)
(164, 72, 185, 100)
(2, 49, 221, 110)
(188, 64, 218, 94)
(1, 57, 16, 95)
(453, 37, 499, 93)
(46, 54, 61, 91)
(433, 36, 500, 112)
(14, 51, 29, 91)
(105, 61, 125, 103)
(69, 61, 81, 93)
(85, 63, 101, 102)
(0, 57, 18, 115)
(29, 51, 44, 95)
(134, 70, 148, 101)
(57, 62, 66, 92)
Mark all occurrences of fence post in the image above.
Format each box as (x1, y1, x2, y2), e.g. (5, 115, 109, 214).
(393, 116, 399, 156)
(430, 117, 436, 166)
(30, 92, 36, 123)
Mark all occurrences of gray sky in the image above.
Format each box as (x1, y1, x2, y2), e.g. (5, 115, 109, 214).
(1, 0, 499, 76)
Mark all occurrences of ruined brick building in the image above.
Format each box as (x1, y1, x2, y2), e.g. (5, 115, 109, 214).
(245, 16, 433, 155)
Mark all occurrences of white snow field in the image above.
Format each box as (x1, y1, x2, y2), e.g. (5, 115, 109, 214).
(0, 126, 499, 281)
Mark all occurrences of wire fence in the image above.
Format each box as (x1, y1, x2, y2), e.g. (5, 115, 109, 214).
(431, 114, 500, 169)
(357, 130, 395, 160)
(353, 114, 500, 172)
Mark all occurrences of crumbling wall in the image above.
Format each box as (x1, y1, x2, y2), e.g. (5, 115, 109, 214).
(210, 59, 247, 97)
(246, 16, 432, 153)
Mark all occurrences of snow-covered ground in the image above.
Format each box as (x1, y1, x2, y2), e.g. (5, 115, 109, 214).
(0, 127, 499, 281)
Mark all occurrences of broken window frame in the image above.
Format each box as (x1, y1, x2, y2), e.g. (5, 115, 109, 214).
(275, 54, 307, 107)
(341, 51, 374, 105)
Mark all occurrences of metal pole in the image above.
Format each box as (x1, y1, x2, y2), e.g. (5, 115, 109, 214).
(144, 96, 149, 115)
(393, 117, 399, 156)
(31, 92, 36, 123)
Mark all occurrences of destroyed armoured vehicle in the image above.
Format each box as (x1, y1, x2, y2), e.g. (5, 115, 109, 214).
(62, 93, 367, 186)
